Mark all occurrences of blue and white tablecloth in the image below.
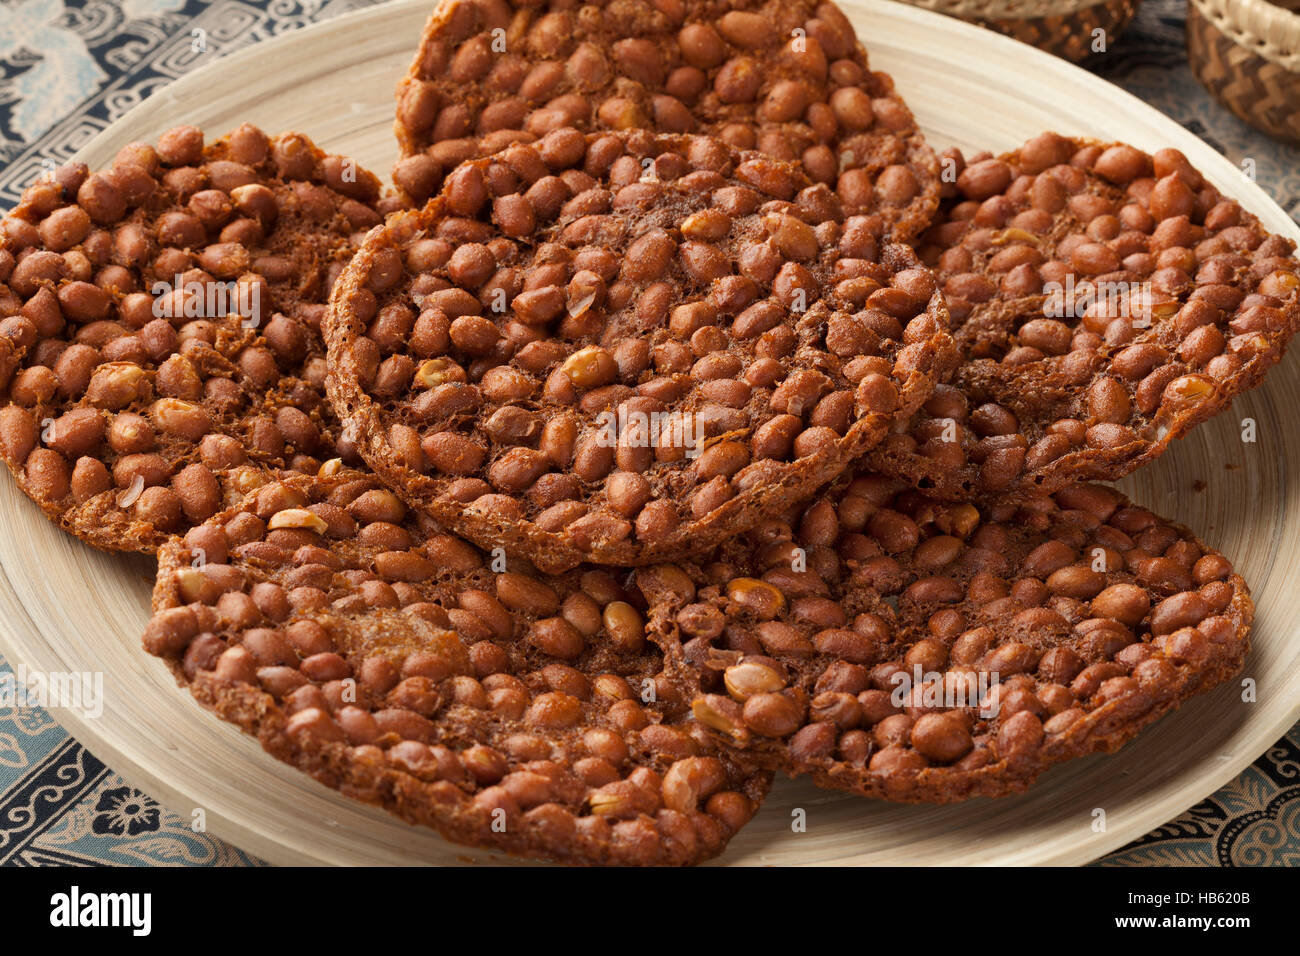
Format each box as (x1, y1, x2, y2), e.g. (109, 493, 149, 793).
(0, 0, 1297, 866)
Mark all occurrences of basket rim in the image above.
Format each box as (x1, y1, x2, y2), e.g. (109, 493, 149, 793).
(899, 0, 1135, 20)
(1190, 0, 1300, 71)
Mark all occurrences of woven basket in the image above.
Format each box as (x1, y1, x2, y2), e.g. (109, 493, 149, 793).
(1187, 0, 1300, 144)
(897, 0, 1142, 62)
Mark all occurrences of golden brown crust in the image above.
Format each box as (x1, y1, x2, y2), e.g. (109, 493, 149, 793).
(145, 467, 769, 865)
(636, 475, 1253, 802)
(393, 0, 940, 242)
(870, 133, 1300, 502)
(0, 125, 386, 551)
(327, 129, 954, 572)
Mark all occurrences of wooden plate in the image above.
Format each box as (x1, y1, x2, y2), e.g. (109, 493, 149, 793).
(2, 0, 1297, 867)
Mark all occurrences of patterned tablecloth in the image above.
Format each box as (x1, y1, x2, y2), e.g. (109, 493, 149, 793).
(0, 0, 1297, 867)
